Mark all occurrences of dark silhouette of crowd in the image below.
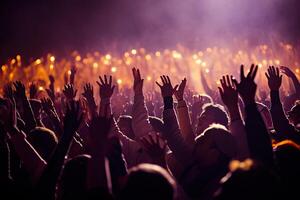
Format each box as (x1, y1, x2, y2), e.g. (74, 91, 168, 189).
(0, 64, 299, 200)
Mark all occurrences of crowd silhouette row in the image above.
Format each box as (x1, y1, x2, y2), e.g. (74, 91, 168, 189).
(0, 63, 299, 200)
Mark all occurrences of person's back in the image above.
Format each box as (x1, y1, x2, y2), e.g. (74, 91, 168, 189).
(118, 163, 176, 200)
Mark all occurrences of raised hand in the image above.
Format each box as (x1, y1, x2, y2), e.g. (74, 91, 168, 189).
(280, 66, 294, 78)
(97, 75, 115, 99)
(29, 82, 38, 99)
(82, 83, 94, 101)
(49, 74, 55, 84)
(232, 64, 258, 106)
(156, 75, 178, 98)
(140, 133, 167, 166)
(63, 84, 77, 101)
(265, 66, 282, 91)
(0, 99, 17, 131)
(41, 98, 55, 114)
(132, 68, 144, 95)
(3, 84, 14, 100)
(13, 81, 26, 99)
(46, 75, 55, 102)
(174, 78, 187, 101)
(70, 65, 77, 85)
(218, 75, 238, 108)
(63, 101, 83, 138)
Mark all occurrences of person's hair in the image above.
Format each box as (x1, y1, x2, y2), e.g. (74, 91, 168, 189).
(199, 94, 213, 104)
(118, 163, 176, 200)
(149, 116, 164, 133)
(27, 127, 58, 161)
(214, 159, 281, 200)
(273, 140, 300, 197)
(59, 154, 91, 200)
(201, 103, 229, 127)
(196, 124, 237, 159)
(117, 115, 134, 140)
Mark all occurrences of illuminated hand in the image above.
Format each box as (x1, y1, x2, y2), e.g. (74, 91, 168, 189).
(218, 75, 238, 108)
(82, 83, 94, 101)
(63, 84, 77, 101)
(232, 64, 258, 106)
(132, 68, 144, 95)
(280, 66, 294, 78)
(174, 78, 187, 101)
(97, 75, 115, 99)
(265, 66, 282, 91)
(13, 81, 26, 99)
(140, 133, 167, 166)
(156, 75, 178, 98)
(29, 82, 38, 99)
(41, 97, 55, 115)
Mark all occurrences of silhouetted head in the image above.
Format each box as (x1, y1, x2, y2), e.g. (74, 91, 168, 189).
(196, 103, 229, 136)
(195, 124, 236, 169)
(214, 159, 281, 200)
(149, 116, 164, 134)
(27, 127, 58, 161)
(119, 163, 176, 200)
(117, 115, 134, 140)
(274, 140, 300, 196)
(287, 100, 300, 128)
(60, 154, 91, 200)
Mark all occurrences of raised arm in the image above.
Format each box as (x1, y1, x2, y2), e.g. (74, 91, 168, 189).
(41, 98, 63, 138)
(281, 66, 300, 95)
(82, 83, 98, 119)
(86, 115, 112, 194)
(36, 101, 83, 200)
(4, 99, 46, 184)
(218, 75, 249, 159)
(233, 64, 274, 167)
(174, 78, 195, 145)
(131, 68, 154, 139)
(13, 81, 37, 132)
(156, 76, 193, 165)
(266, 66, 300, 143)
(97, 75, 115, 117)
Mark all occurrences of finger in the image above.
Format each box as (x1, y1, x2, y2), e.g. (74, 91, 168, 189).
(276, 67, 280, 77)
(99, 76, 104, 85)
(109, 75, 112, 86)
(155, 81, 162, 88)
(160, 76, 165, 84)
(265, 72, 270, 80)
(137, 69, 141, 80)
(104, 75, 108, 84)
(173, 84, 179, 92)
(240, 65, 245, 80)
(166, 76, 171, 84)
(162, 75, 167, 84)
(232, 78, 238, 88)
(218, 87, 224, 97)
(226, 75, 231, 87)
(251, 65, 258, 80)
(247, 64, 254, 78)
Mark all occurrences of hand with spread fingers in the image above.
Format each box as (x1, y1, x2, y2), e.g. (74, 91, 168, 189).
(156, 75, 178, 98)
(97, 75, 115, 99)
(132, 67, 144, 95)
(265, 66, 282, 91)
(218, 75, 238, 108)
(174, 78, 187, 101)
(63, 84, 77, 101)
(140, 133, 167, 167)
(232, 64, 258, 106)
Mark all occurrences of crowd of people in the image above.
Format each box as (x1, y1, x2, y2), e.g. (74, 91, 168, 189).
(0, 44, 300, 200)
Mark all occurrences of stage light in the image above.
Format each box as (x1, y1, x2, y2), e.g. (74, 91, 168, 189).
(50, 56, 55, 62)
(111, 66, 117, 72)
